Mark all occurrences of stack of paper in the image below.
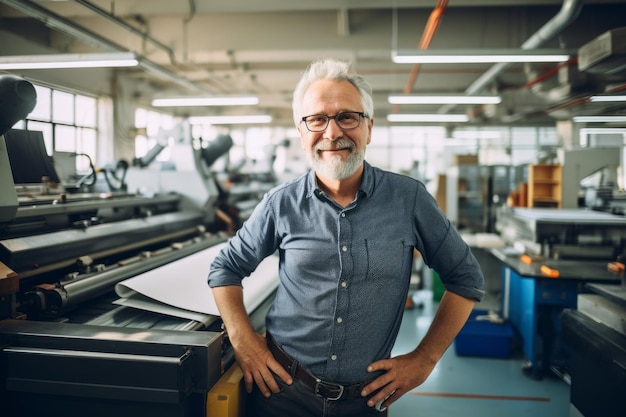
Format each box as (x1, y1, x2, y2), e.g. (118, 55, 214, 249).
(114, 242, 279, 324)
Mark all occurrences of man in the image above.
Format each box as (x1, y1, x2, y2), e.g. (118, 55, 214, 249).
(208, 58, 484, 417)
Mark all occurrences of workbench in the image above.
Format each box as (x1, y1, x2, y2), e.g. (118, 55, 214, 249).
(490, 248, 622, 379)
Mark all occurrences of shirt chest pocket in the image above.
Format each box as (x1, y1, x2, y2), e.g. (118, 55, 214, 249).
(352, 239, 414, 283)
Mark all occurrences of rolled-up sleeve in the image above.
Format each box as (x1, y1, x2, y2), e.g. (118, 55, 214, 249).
(414, 184, 485, 302)
(208, 193, 278, 288)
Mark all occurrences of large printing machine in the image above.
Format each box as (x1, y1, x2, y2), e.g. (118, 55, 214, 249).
(494, 203, 626, 414)
(0, 75, 277, 417)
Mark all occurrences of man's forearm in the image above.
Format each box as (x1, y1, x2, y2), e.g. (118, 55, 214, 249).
(415, 290, 475, 364)
(211, 285, 257, 345)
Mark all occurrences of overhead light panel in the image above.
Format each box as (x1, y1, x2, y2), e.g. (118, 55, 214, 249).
(589, 95, 626, 102)
(392, 49, 570, 64)
(387, 114, 469, 123)
(188, 115, 273, 125)
(452, 130, 503, 139)
(152, 96, 260, 107)
(573, 115, 626, 123)
(0, 52, 139, 69)
(389, 95, 501, 105)
(580, 128, 626, 135)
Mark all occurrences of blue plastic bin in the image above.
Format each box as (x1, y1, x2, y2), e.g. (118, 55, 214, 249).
(454, 310, 514, 358)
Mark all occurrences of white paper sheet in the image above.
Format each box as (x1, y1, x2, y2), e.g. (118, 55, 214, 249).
(114, 242, 279, 318)
(114, 294, 216, 326)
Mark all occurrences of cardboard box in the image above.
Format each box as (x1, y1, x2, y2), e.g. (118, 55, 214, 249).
(206, 364, 245, 417)
(454, 310, 514, 358)
(454, 154, 478, 165)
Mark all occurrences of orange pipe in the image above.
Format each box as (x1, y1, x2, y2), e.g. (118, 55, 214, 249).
(524, 57, 578, 90)
(395, 0, 448, 112)
(403, 0, 448, 94)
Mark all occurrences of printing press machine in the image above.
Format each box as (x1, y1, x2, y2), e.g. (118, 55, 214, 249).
(493, 206, 625, 383)
(0, 76, 276, 417)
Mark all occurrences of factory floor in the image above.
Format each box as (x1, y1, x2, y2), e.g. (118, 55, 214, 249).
(389, 289, 571, 417)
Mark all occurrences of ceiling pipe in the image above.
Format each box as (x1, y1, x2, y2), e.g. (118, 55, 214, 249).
(72, 0, 177, 65)
(543, 81, 626, 116)
(0, 0, 213, 94)
(392, 0, 448, 114)
(440, 0, 583, 113)
(523, 57, 578, 90)
(403, 0, 448, 95)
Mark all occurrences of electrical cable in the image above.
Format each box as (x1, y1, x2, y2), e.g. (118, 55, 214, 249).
(73, 152, 97, 187)
(101, 159, 129, 191)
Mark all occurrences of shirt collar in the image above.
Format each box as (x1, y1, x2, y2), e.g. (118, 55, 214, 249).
(359, 161, 374, 197)
(305, 160, 374, 199)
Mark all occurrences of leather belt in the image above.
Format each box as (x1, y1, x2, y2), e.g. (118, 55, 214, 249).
(266, 334, 367, 401)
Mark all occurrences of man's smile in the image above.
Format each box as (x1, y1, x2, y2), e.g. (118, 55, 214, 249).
(314, 138, 355, 155)
(318, 147, 350, 154)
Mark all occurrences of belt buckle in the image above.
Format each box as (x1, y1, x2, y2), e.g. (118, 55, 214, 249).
(314, 379, 344, 401)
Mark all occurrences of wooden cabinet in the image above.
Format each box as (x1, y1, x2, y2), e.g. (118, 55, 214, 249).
(527, 164, 562, 208)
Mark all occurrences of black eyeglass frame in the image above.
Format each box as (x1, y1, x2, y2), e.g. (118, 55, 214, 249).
(300, 111, 368, 132)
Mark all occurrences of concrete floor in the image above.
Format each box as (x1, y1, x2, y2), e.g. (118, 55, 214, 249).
(389, 290, 571, 417)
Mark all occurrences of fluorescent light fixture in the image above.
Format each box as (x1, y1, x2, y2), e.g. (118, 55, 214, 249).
(188, 115, 272, 125)
(392, 49, 569, 64)
(387, 114, 469, 123)
(573, 116, 626, 123)
(580, 128, 626, 135)
(452, 130, 502, 139)
(589, 95, 626, 102)
(0, 52, 139, 69)
(152, 96, 260, 107)
(388, 95, 501, 105)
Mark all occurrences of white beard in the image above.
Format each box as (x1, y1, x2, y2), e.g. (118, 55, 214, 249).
(306, 138, 365, 180)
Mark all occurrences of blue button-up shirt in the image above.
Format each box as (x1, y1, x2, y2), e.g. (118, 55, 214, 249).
(208, 161, 484, 384)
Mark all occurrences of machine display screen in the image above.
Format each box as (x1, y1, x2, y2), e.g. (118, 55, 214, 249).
(4, 128, 60, 185)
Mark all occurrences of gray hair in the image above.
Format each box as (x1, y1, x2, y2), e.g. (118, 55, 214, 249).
(292, 58, 374, 127)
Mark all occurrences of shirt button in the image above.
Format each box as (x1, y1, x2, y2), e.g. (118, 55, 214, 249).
(341, 281, 347, 288)
(341, 213, 346, 217)
(336, 317, 343, 323)
(341, 245, 348, 252)
(331, 355, 337, 361)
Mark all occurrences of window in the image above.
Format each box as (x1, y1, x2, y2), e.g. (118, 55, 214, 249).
(52, 90, 74, 124)
(138, 111, 298, 178)
(23, 84, 99, 172)
(134, 108, 180, 165)
(29, 85, 52, 122)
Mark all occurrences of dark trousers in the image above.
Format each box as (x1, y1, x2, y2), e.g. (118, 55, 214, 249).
(246, 376, 388, 417)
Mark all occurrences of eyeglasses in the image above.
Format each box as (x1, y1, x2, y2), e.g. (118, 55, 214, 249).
(301, 111, 368, 132)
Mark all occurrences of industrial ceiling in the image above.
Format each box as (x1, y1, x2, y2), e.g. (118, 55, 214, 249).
(1, 0, 626, 127)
